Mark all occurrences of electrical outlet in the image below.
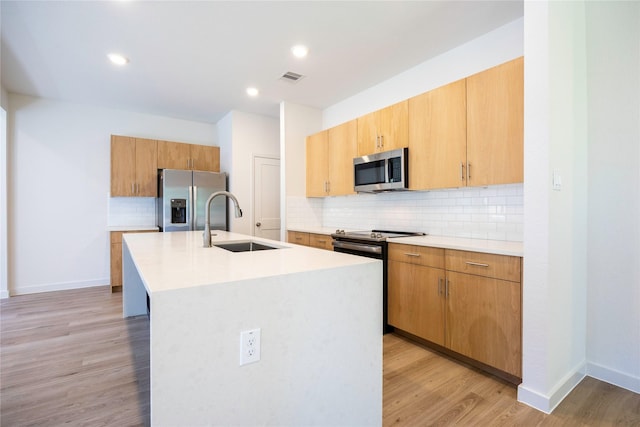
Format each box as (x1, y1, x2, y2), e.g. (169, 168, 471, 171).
(240, 328, 261, 366)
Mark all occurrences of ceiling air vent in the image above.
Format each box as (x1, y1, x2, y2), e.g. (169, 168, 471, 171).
(280, 71, 305, 83)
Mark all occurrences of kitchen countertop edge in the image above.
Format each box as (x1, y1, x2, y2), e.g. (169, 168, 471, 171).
(108, 225, 159, 232)
(389, 235, 523, 257)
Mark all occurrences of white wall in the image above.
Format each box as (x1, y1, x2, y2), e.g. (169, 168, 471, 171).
(519, 0, 640, 412)
(519, 0, 590, 412)
(217, 111, 279, 235)
(280, 102, 323, 239)
(0, 86, 8, 298)
(323, 17, 524, 128)
(585, 1, 640, 393)
(7, 94, 216, 295)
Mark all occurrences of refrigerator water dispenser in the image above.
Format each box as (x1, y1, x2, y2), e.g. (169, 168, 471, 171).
(171, 199, 187, 224)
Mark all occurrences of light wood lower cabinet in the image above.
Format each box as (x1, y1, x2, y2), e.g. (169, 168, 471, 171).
(387, 243, 522, 379)
(388, 260, 445, 345)
(110, 230, 157, 292)
(287, 231, 333, 251)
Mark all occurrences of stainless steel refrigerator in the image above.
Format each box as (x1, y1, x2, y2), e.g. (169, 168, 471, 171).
(157, 169, 227, 232)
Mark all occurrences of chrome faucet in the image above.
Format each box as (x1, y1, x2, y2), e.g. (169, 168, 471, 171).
(203, 191, 243, 247)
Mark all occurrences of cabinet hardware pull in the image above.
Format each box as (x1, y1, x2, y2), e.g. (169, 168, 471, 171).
(380, 135, 384, 148)
(317, 240, 326, 243)
(131, 183, 135, 194)
(445, 278, 450, 297)
(404, 252, 421, 257)
(466, 261, 489, 268)
(438, 277, 443, 295)
(375, 135, 380, 149)
(467, 162, 471, 180)
(327, 181, 331, 193)
(460, 162, 465, 182)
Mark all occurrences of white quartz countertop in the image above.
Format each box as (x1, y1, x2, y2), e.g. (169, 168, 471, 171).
(388, 235, 523, 257)
(123, 230, 379, 293)
(286, 226, 339, 235)
(108, 225, 159, 232)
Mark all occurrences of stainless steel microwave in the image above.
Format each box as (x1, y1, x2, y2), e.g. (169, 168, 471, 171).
(354, 147, 408, 192)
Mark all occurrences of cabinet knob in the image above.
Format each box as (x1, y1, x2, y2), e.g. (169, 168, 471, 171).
(256, 222, 261, 227)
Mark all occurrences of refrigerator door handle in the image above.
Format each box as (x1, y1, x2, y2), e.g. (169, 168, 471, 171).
(190, 185, 196, 231)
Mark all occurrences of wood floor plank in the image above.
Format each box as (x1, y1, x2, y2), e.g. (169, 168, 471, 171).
(2, 287, 638, 426)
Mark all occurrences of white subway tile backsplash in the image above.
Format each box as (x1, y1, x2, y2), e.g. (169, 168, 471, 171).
(108, 196, 157, 227)
(287, 183, 523, 242)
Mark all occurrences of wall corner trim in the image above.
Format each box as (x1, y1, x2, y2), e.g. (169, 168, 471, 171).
(517, 363, 586, 413)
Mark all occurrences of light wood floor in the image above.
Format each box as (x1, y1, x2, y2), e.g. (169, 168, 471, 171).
(2, 287, 639, 426)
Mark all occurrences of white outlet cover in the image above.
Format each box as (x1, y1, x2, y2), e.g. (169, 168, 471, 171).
(240, 328, 261, 366)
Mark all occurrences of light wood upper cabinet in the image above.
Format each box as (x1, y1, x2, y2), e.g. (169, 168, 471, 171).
(111, 135, 158, 197)
(157, 140, 220, 172)
(306, 130, 329, 197)
(466, 56, 524, 186)
(306, 120, 357, 197)
(157, 140, 191, 170)
(328, 120, 357, 195)
(190, 144, 220, 172)
(408, 79, 467, 190)
(357, 101, 408, 156)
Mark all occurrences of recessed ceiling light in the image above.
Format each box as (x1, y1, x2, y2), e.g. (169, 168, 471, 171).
(108, 53, 129, 66)
(291, 45, 308, 59)
(246, 87, 259, 97)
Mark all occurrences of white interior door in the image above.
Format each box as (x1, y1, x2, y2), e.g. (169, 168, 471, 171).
(253, 156, 281, 240)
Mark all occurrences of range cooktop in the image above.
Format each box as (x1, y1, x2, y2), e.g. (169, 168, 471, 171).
(332, 229, 425, 243)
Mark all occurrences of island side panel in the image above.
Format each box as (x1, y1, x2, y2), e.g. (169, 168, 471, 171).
(122, 240, 147, 317)
(150, 261, 382, 426)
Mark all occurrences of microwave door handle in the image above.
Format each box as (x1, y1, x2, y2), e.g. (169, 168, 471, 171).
(386, 158, 392, 182)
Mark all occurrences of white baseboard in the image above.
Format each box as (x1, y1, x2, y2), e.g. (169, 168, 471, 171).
(10, 278, 109, 296)
(587, 362, 640, 394)
(517, 362, 586, 413)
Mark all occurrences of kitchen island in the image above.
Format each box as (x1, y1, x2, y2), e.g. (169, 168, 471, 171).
(122, 230, 382, 426)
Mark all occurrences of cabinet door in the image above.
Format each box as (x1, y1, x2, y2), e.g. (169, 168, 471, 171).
(191, 145, 220, 172)
(467, 57, 524, 186)
(306, 131, 329, 197)
(356, 111, 378, 156)
(409, 80, 467, 190)
(357, 101, 408, 156)
(446, 271, 522, 377)
(111, 135, 136, 196)
(376, 100, 408, 152)
(388, 260, 446, 346)
(157, 140, 191, 170)
(135, 138, 158, 197)
(327, 120, 357, 196)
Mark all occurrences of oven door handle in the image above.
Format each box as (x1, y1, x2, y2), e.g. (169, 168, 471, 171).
(332, 240, 383, 255)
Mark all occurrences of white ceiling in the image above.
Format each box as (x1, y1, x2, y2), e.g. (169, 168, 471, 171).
(1, 1, 523, 124)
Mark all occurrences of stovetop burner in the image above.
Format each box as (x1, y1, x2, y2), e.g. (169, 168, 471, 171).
(332, 229, 425, 242)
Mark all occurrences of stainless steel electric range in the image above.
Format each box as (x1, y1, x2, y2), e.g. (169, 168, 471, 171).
(331, 229, 425, 333)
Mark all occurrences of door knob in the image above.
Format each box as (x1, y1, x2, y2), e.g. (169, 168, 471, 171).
(256, 222, 261, 227)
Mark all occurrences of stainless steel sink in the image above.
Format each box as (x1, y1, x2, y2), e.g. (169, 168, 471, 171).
(212, 240, 281, 253)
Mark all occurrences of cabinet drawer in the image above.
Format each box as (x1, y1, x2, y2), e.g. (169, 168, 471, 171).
(388, 243, 445, 269)
(309, 233, 333, 251)
(445, 250, 521, 282)
(288, 231, 310, 246)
